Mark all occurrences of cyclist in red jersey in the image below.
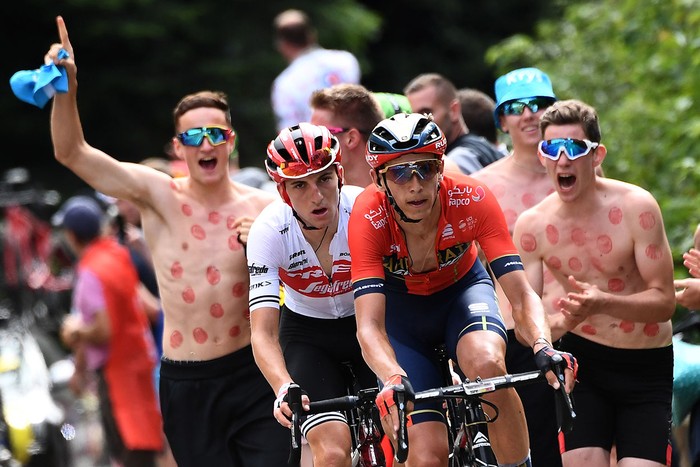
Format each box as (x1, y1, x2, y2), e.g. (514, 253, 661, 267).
(348, 113, 578, 466)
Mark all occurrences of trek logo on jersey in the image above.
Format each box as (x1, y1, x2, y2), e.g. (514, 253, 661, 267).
(447, 185, 487, 207)
(279, 226, 290, 235)
(248, 263, 269, 276)
(364, 206, 388, 230)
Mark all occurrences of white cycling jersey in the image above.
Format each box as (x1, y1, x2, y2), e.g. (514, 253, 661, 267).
(247, 185, 363, 319)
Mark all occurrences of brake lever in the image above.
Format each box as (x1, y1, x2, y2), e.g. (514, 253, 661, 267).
(551, 354, 576, 433)
(395, 387, 409, 463)
(287, 384, 302, 466)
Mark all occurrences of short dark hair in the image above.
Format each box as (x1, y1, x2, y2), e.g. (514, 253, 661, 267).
(172, 91, 232, 131)
(310, 84, 384, 139)
(458, 88, 498, 144)
(274, 9, 315, 48)
(403, 73, 457, 107)
(540, 99, 601, 142)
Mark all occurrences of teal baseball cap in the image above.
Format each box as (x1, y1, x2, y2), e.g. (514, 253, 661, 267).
(493, 67, 556, 130)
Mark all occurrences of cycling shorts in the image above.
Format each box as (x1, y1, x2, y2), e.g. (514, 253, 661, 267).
(558, 333, 673, 465)
(279, 308, 377, 437)
(384, 260, 506, 424)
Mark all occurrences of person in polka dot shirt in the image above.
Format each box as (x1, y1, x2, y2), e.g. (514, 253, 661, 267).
(44, 16, 288, 467)
(514, 99, 675, 467)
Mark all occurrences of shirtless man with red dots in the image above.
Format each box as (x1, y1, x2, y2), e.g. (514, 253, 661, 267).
(45, 17, 287, 467)
(514, 99, 675, 467)
(471, 67, 564, 467)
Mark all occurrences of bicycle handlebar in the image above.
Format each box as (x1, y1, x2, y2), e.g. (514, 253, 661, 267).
(286, 386, 380, 466)
(396, 367, 576, 463)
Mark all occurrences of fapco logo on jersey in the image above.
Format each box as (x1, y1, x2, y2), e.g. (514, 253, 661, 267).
(448, 185, 487, 207)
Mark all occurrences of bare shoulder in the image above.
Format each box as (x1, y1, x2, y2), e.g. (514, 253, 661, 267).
(231, 181, 278, 214)
(471, 156, 510, 182)
(603, 178, 659, 210)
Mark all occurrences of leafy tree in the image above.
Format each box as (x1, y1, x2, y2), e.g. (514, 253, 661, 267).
(486, 0, 700, 260)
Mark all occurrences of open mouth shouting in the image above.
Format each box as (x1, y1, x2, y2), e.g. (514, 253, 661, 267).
(199, 157, 218, 170)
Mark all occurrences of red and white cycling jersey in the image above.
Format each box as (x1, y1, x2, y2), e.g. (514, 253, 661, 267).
(247, 185, 363, 319)
(349, 172, 522, 296)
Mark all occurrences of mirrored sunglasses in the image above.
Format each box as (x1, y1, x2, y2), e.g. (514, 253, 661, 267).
(378, 159, 441, 185)
(177, 126, 233, 147)
(502, 97, 555, 116)
(278, 148, 334, 179)
(538, 138, 599, 161)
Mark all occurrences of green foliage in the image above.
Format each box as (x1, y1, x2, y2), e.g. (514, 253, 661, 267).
(487, 0, 700, 262)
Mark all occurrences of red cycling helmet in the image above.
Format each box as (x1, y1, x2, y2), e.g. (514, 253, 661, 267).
(266, 123, 342, 184)
(365, 113, 447, 169)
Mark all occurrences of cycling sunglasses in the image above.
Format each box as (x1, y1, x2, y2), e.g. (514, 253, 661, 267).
(278, 148, 335, 179)
(501, 97, 555, 116)
(177, 126, 233, 147)
(538, 138, 599, 161)
(378, 159, 441, 185)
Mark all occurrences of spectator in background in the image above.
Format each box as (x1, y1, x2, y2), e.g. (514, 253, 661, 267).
(57, 196, 162, 467)
(457, 88, 508, 155)
(272, 9, 360, 131)
(309, 83, 384, 187)
(404, 73, 504, 175)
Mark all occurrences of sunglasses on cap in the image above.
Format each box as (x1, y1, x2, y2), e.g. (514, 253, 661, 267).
(378, 159, 441, 185)
(501, 97, 555, 116)
(278, 148, 335, 179)
(327, 127, 371, 136)
(538, 138, 599, 161)
(177, 126, 233, 147)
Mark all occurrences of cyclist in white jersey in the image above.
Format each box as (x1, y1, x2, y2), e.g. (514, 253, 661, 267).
(248, 123, 376, 467)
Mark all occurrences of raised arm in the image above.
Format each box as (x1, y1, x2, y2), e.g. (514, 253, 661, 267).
(47, 16, 163, 206)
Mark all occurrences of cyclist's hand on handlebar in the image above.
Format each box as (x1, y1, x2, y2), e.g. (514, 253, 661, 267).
(375, 374, 414, 434)
(273, 382, 309, 428)
(534, 345, 578, 394)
